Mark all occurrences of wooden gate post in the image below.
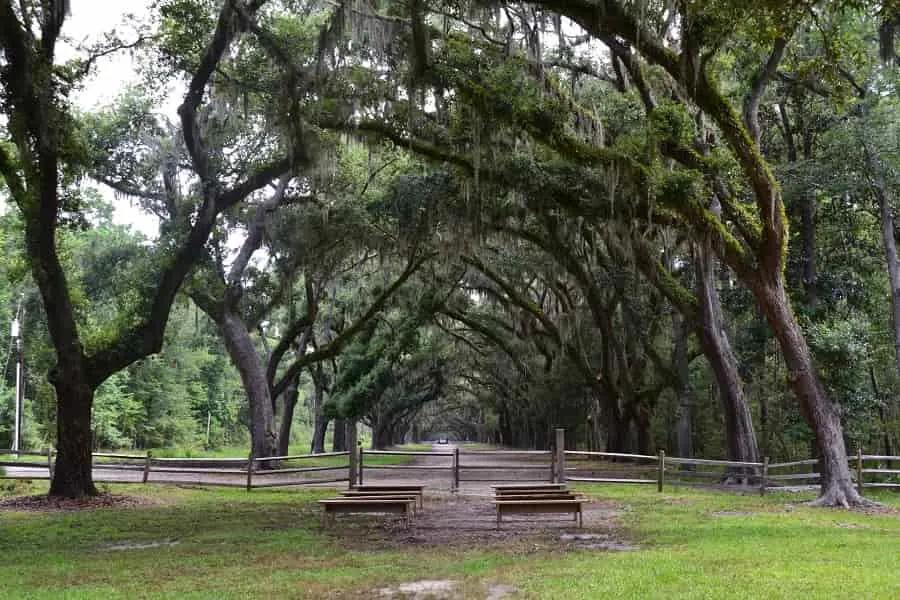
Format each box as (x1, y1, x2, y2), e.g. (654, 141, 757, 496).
(358, 442, 365, 485)
(347, 421, 358, 488)
(555, 428, 566, 483)
(246, 452, 254, 491)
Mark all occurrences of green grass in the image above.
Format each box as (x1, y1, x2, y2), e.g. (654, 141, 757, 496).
(2, 482, 895, 599)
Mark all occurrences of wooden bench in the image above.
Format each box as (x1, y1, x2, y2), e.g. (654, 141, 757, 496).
(339, 492, 422, 513)
(351, 485, 425, 508)
(319, 498, 416, 527)
(494, 492, 584, 502)
(491, 499, 584, 530)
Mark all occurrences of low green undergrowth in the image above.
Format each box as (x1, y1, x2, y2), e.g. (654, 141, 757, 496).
(0, 483, 896, 599)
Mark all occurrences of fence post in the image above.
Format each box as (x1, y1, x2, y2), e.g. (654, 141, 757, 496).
(453, 446, 459, 492)
(657, 450, 665, 492)
(142, 451, 152, 484)
(347, 421, 358, 488)
(555, 428, 566, 484)
(550, 443, 557, 483)
(246, 452, 254, 491)
(760, 456, 768, 496)
(856, 446, 863, 494)
(358, 442, 365, 485)
(47, 449, 53, 483)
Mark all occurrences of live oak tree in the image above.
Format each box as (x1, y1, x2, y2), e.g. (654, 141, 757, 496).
(0, 0, 296, 496)
(310, 0, 874, 506)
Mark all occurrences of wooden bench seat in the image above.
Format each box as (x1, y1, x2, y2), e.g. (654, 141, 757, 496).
(351, 485, 425, 507)
(493, 492, 584, 502)
(339, 492, 422, 512)
(319, 498, 415, 527)
(491, 499, 584, 530)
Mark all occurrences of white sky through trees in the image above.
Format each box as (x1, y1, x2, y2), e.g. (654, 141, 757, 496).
(65, 0, 172, 238)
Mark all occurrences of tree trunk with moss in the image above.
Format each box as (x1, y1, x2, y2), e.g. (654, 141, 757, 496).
(695, 246, 760, 476)
(219, 310, 278, 462)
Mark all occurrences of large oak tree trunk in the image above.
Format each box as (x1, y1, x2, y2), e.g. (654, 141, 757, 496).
(799, 193, 818, 308)
(332, 419, 347, 452)
(633, 407, 652, 456)
(604, 402, 628, 454)
(673, 313, 695, 462)
(754, 275, 862, 506)
(28, 202, 99, 497)
(870, 149, 900, 463)
(309, 363, 328, 454)
(310, 415, 329, 454)
(695, 247, 760, 474)
(277, 377, 300, 457)
(49, 372, 97, 497)
(220, 310, 277, 461)
(372, 421, 394, 449)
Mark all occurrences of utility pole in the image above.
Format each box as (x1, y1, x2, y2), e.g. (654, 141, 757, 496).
(10, 316, 22, 454)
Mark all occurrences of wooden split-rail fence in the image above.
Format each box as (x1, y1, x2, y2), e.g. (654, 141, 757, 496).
(2, 427, 897, 493)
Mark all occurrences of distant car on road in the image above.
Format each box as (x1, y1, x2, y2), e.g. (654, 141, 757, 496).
(437, 438, 448, 444)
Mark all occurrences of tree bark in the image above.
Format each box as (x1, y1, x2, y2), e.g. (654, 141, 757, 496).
(372, 420, 394, 449)
(867, 142, 900, 468)
(332, 418, 347, 452)
(695, 245, 760, 473)
(309, 362, 328, 454)
(604, 402, 628, 454)
(219, 310, 277, 461)
(633, 407, 652, 456)
(277, 376, 299, 457)
(310, 414, 329, 454)
(799, 193, 818, 308)
(673, 312, 695, 462)
(753, 275, 862, 506)
(48, 371, 97, 497)
(870, 149, 900, 368)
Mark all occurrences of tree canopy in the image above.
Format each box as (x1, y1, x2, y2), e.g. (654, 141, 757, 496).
(1, 0, 899, 506)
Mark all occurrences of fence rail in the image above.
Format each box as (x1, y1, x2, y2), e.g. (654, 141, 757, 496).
(0, 449, 350, 490)
(564, 448, 900, 494)
(3, 441, 898, 494)
(355, 446, 554, 490)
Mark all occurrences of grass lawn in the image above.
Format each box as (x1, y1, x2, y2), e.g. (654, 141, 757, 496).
(0, 482, 897, 599)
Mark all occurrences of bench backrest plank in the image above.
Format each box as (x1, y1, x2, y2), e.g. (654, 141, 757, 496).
(491, 483, 566, 490)
(352, 485, 424, 492)
(320, 498, 414, 505)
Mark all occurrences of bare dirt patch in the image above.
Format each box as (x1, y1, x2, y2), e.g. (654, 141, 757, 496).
(711, 510, 755, 517)
(0, 493, 162, 513)
(101, 539, 180, 551)
(560, 532, 639, 551)
(323, 491, 630, 554)
(373, 580, 519, 600)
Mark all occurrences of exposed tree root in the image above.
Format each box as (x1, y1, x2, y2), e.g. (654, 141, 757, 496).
(807, 483, 884, 509)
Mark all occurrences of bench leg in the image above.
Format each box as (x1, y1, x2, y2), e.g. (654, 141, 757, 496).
(496, 508, 501, 531)
(578, 509, 583, 528)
